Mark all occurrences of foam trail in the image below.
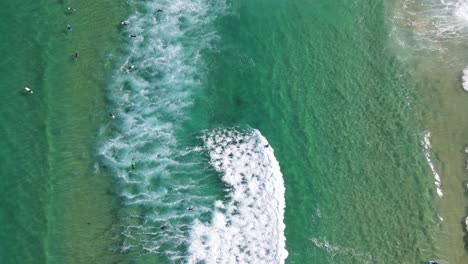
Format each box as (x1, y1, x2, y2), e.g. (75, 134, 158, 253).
(98, 0, 227, 261)
(422, 132, 443, 197)
(462, 66, 468, 91)
(309, 237, 376, 263)
(188, 128, 288, 264)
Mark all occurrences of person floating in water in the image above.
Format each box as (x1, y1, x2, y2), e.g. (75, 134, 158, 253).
(67, 7, 76, 12)
(121, 21, 130, 26)
(129, 34, 137, 38)
(24, 87, 33, 94)
(67, 24, 72, 31)
(131, 159, 136, 170)
(108, 112, 115, 119)
(74, 51, 79, 59)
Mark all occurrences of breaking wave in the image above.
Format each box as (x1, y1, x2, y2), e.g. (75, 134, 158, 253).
(188, 128, 288, 264)
(390, 0, 468, 51)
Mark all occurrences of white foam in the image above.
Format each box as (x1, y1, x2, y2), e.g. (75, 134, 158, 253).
(188, 128, 288, 264)
(98, 0, 227, 260)
(422, 131, 443, 197)
(390, 0, 468, 51)
(309, 237, 376, 263)
(462, 66, 468, 91)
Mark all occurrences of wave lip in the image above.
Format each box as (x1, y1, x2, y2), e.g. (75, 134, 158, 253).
(188, 128, 288, 264)
(422, 132, 443, 197)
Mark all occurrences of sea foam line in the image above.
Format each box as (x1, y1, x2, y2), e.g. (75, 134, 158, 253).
(188, 128, 288, 264)
(422, 131, 443, 197)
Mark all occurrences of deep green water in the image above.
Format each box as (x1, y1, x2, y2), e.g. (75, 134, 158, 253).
(0, 0, 442, 263)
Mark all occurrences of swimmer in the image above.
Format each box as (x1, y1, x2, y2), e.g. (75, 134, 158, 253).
(74, 51, 79, 59)
(24, 87, 33, 94)
(67, 24, 72, 31)
(121, 21, 130, 26)
(108, 112, 115, 119)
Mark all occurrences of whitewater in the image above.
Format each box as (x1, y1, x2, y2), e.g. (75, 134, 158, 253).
(98, 0, 288, 262)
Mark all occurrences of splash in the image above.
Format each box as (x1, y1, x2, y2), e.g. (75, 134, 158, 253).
(422, 132, 443, 197)
(188, 128, 288, 264)
(462, 66, 468, 91)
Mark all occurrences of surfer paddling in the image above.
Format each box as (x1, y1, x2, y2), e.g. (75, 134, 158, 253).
(67, 7, 76, 12)
(127, 65, 135, 72)
(24, 87, 33, 94)
(121, 21, 130, 26)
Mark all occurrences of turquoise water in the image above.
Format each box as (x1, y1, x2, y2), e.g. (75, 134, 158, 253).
(0, 0, 450, 263)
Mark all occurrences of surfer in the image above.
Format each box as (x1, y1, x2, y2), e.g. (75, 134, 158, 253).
(127, 65, 135, 72)
(160, 225, 167, 230)
(131, 159, 136, 170)
(187, 207, 194, 211)
(156, 9, 163, 12)
(24, 87, 33, 94)
(74, 51, 79, 59)
(129, 34, 137, 38)
(108, 112, 115, 119)
(121, 21, 130, 26)
(264, 144, 269, 148)
(67, 24, 72, 31)
(67, 7, 76, 12)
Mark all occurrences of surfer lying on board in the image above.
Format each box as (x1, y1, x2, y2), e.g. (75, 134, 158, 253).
(131, 159, 136, 170)
(24, 87, 33, 94)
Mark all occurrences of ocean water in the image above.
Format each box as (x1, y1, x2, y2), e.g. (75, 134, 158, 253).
(2, 0, 463, 263)
(97, 0, 441, 263)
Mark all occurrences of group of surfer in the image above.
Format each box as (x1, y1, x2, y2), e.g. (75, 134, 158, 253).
(23, 7, 77, 94)
(23, 5, 191, 229)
